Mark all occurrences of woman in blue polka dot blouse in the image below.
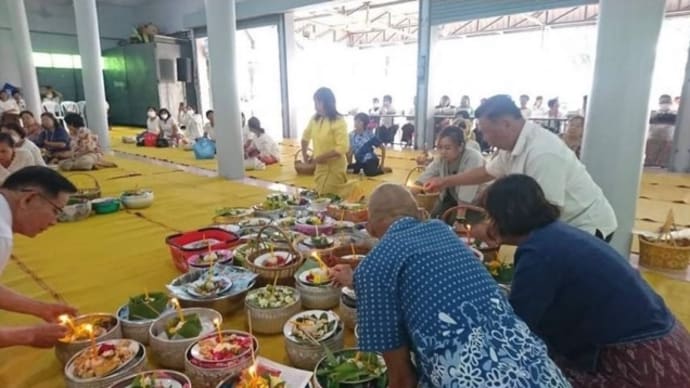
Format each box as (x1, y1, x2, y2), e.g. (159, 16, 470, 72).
(329, 183, 570, 388)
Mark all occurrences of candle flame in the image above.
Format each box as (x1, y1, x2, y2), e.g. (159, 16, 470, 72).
(83, 323, 93, 334)
(248, 364, 257, 378)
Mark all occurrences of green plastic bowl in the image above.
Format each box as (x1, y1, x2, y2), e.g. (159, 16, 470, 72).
(91, 197, 121, 214)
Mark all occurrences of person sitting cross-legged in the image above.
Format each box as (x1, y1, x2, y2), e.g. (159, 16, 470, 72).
(328, 183, 569, 388)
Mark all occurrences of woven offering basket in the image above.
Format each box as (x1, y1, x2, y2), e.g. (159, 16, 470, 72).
(326, 205, 368, 223)
(294, 148, 316, 176)
(442, 204, 500, 262)
(405, 167, 439, 213)
(68, 173, 102, 201)
(285, 321, 345, 370)
(244, 225, 305, 286)
(639, 210, 690, 271)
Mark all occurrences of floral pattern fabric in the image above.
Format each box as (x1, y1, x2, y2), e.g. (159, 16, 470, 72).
(71, 127, 101, 157)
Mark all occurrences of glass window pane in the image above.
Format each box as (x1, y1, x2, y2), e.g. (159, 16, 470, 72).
(52, 54, 74, 69)
(33, 52, 53, 68)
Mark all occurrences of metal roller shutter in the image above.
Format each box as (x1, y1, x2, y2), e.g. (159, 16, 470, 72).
(430, 0, 598, 25)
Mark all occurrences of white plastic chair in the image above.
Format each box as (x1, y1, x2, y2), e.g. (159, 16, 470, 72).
(42, 100, 64, 126)
(61, 101, 80, 115)
(77, 100, 87, 126)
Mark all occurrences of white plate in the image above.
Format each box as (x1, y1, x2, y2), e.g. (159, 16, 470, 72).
(189, 333, 253, 363)
(296, 216, 335, 228)
(339, 254, 365, 261)
(216, 208, 252, 218)
(334, 221, 355, 229)
(66, 339, 140, 381)
(122, 376, 184, 388)
(211, 224, 240, 234)
(254, 251, 295, 268)
(238, 217, 271, 228)
(283, 310, 339, 343)
(297, 268, 331, 286)
(188, 250, 233, 266)
(184, 275, 233, 298)
(302, 236, 334, 248)
(182, 239, 221, 250)
(274, 217, 297, 228)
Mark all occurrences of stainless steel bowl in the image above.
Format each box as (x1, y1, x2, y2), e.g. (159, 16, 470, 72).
(64, 339, 147, 388)
(169, 266, 256, 315)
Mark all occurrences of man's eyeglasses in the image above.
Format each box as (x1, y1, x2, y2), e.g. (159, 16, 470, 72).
(20, 189, 65, 217)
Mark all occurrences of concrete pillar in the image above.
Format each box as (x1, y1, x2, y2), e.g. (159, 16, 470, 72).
(205, 0, 245, 179)
(5, 0, 41, 116)
(73, 0, 110, 151)
(581, 0, 665, 255)
(279, 12, 298, 139)
(670, 43, 690, 173)
(414, 0, 434, 150)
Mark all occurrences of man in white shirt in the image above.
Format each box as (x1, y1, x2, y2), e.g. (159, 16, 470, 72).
(519, 94, 532, 119)
(1, 122, 46, 166)
(0, 89, 20, 116)
(0, 166, 78, 348)
(203, 110, 215, 139)
(377, 95, 397, 145)
(424, 95, 617, 240)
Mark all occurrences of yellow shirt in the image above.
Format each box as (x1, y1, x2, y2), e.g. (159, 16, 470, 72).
(302, 116, 349, 163)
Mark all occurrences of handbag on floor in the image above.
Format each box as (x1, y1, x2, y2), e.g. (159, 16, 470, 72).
(156, 138, 170, 148)
(193, 137, 216, 159)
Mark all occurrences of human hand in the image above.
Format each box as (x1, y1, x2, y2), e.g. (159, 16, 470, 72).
(423, 177, 446, 193)
(328, 264, 354, 288)
(37, 302, 78, 323)
(18, 323, 69, 348)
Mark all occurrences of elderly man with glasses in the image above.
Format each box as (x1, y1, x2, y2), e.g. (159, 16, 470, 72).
(329, 183, 569, 388)
(0, 166, 78, 348)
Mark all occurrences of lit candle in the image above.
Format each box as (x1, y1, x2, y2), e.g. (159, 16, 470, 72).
(350, 243, 356, 257)
(144, 288, 150, 300)
(170, 298, 185, 322)
(311, 252, 327, 270)
(83, 323, 96, 353)
(269, 243, 274, 257)
(465, 224, 473, 244)
(213, 318, 223, 343)
(58, 314, 76, 331)
(340, 210, 345, 222)
(246, 310, 256, 366)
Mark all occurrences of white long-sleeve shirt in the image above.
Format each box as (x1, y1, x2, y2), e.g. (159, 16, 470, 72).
(252, 133, 280, 161)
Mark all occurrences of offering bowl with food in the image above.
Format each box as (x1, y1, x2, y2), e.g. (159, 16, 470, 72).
(149, 307, 222, 370)
(273, 216, 297, 229)
(92, 197, 121, 215)
(295, 216, 335, 236)
(168, 266, 257, 314)
(107, 369, 192, 388)
(339, 287, 357, 330)
(188, 250, 234, 271)
(214, 208, 254, 224)
(58, 197, 92, 223)
(309, 198, 331, 213)
(166, 228, 240, 273)
(326, 202, 368, 223)
(295, 267, 340, 309)
(216, 355, 316, 388)
(284, 311, 345, 370)
(244, 225, 305, 286)
(238, 217, 273, 233)
(313, 348, 388, 388)
(284, 310, 339, 344)
(64, 339, 146, 388)
(117, 292, 170, 345)
(324, 244, 372, 269)
(56, 313, 123, 365)
(245, 285, 302, 334)
(120, 189, 154, 209)
(184, 330, 258, 388)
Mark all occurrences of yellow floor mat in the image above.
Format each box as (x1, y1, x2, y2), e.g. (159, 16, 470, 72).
(0, 151, 688, 387)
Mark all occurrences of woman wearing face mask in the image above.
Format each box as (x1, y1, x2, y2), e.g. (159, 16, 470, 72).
(157, 108, 183, 146)
(300, 87, 350, 196)
(412, 126, 485, 224)
(35, 113, 71, 163)
(0, 133, 35, 184)
(0, 123, 45, 166)
(145, 106, 160, 134)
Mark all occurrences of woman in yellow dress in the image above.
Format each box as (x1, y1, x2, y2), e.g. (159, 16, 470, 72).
(301, 87, 350, 196)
